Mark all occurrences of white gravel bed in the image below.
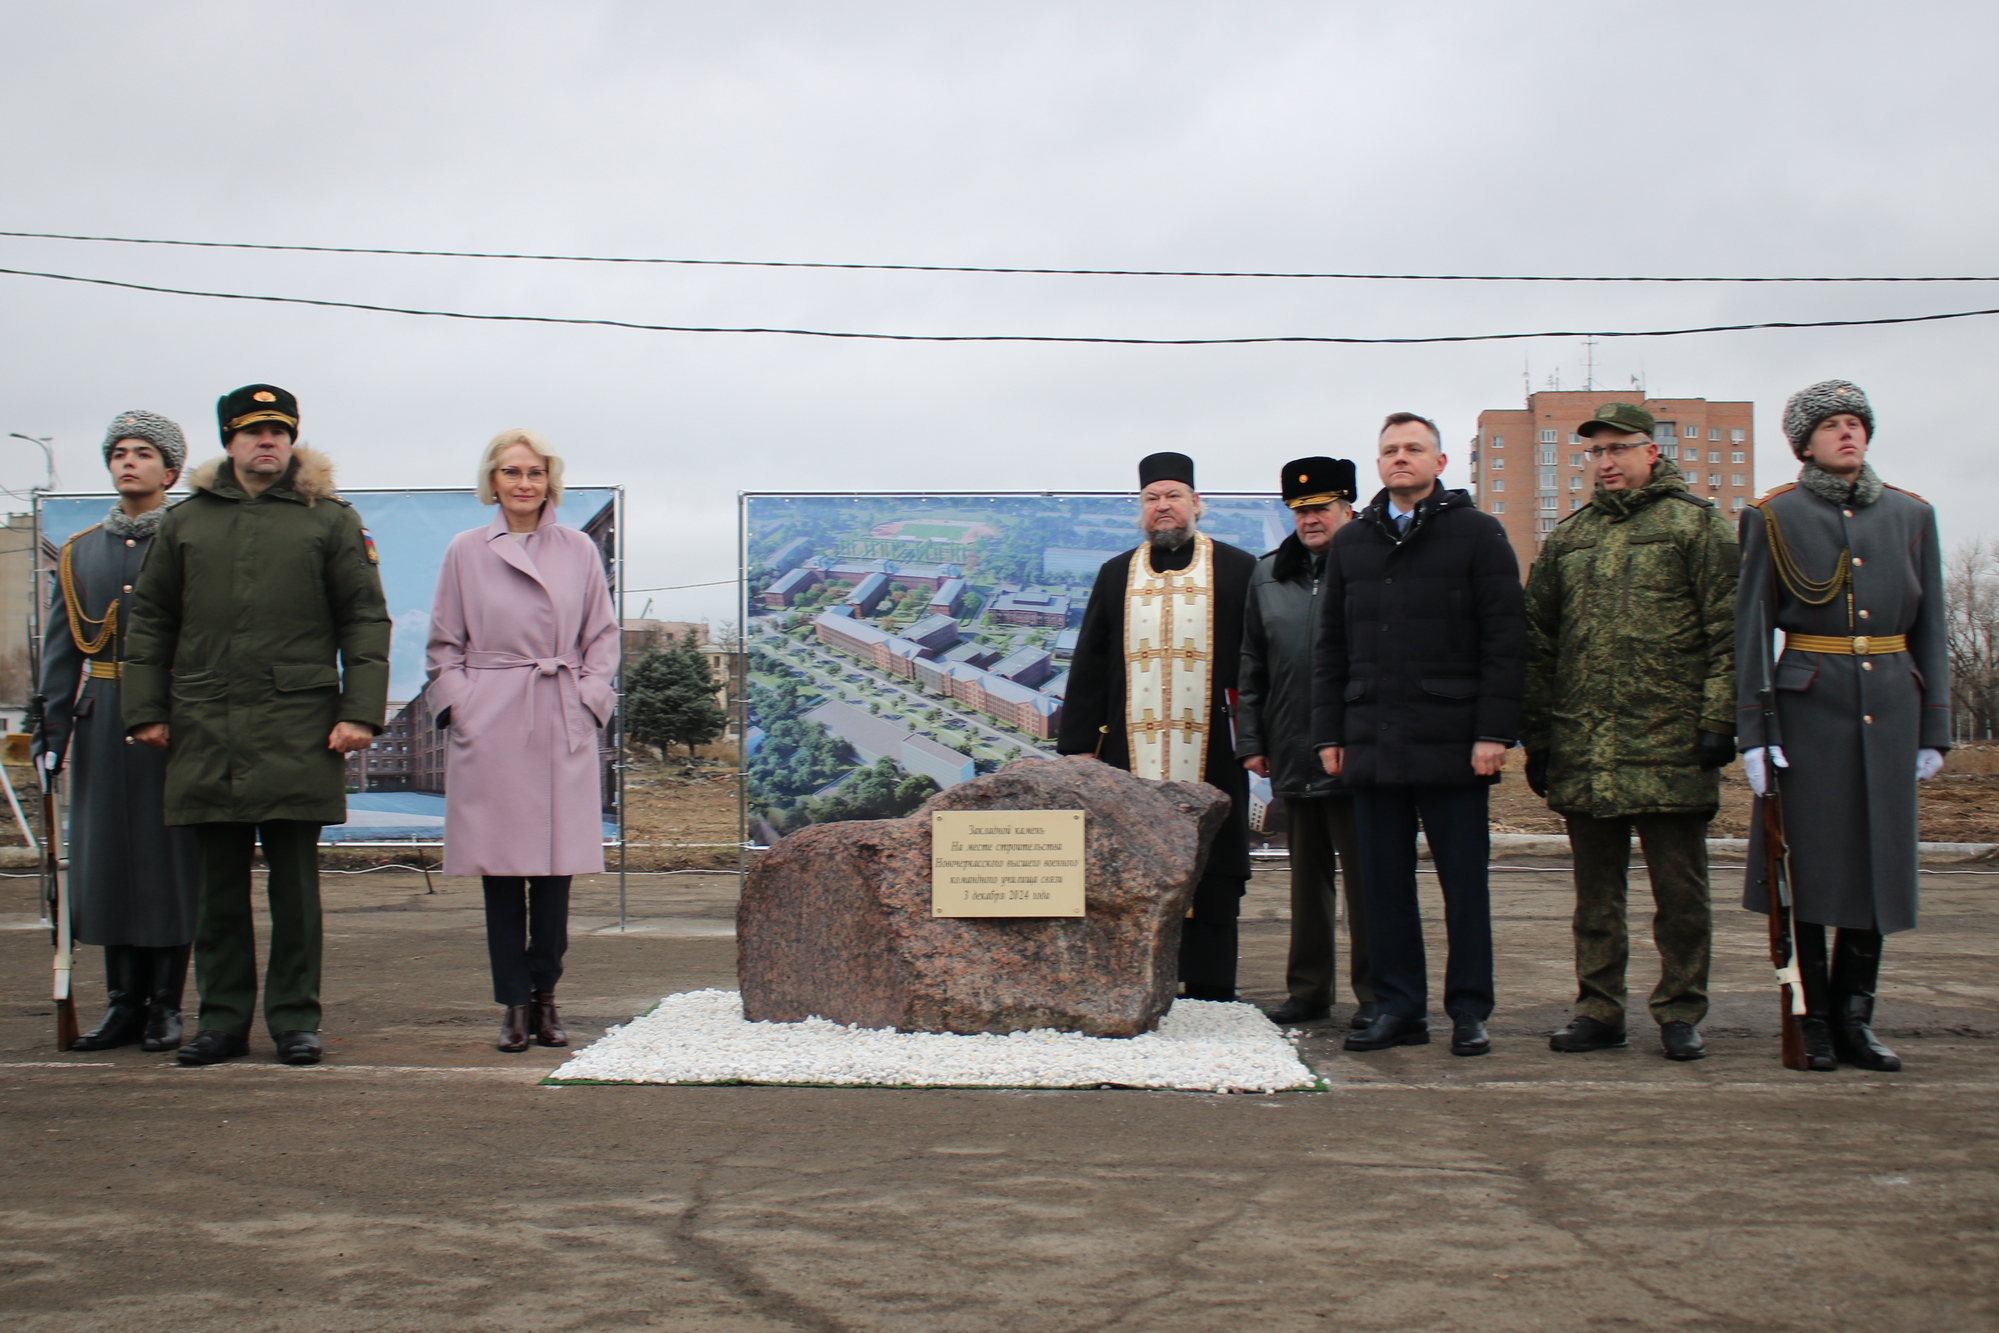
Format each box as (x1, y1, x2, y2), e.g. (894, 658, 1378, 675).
(546, 989, 1320, 1093)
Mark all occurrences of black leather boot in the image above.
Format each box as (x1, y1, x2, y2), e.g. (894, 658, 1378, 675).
(140, 945, 191, 1053)
(1793, 923, 1838, 1072)
(71, 945, 146, 1051)
(1831, 928, 1901, 1071)
(1798, 1016, 1838, 1071)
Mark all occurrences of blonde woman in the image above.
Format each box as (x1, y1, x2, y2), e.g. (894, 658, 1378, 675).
(425, 430, 618, 1052)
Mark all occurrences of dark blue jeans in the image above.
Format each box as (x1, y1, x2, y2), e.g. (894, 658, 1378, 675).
(1353, 786, 1494, 1022)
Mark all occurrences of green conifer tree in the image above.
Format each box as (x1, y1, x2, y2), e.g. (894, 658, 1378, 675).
(626, 630, 729, 759)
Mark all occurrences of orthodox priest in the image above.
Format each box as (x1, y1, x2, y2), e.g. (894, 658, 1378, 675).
(31, 410, 202, 1051)
(1058, 452, 1258, 999)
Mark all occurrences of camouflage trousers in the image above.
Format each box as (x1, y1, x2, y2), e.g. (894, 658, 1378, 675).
(1565, 812, 1712, 1027)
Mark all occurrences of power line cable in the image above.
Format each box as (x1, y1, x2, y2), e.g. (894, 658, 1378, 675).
(5, 265, 1999, 346)
(1, 229, 1993, 283)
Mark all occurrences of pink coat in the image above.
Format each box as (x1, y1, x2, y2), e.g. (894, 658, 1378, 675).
(425, 505, 619, 876)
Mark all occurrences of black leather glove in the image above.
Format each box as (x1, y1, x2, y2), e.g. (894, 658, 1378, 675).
(1525, 751, 1549, 798)
(1697, 731, 1736, 770)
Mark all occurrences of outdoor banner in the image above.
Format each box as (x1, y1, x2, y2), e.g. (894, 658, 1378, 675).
(35, 487, 620, 844)
(738, 491, 1288, 848)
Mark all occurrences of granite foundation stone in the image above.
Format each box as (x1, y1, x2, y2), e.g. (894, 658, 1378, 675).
(737, 755, 1229, 1037)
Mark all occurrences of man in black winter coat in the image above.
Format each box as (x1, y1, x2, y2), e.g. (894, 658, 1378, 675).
(1238, 456, 1374, 1028)
(1311, 413, 1526, 1056)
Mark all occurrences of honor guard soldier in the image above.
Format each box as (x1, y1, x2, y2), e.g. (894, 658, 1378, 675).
(1523, 402, 1739, 1062)
(31, 410, 203, 1051)
(123, 385, 391, 1066)
(1237, 456, 1376, 1028)
(1737, 381, 1949, 1071)
(1059, 452, 1259, 1000)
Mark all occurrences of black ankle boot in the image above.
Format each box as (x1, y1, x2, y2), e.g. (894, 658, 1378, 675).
(1798, 1015, 1838, 1072)
(71, 945, 146, 1051)
(1833, 995, 1901, 1072)
(140, 945, 191, 1053)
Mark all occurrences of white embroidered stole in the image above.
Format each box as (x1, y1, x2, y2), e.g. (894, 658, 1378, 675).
(1123, 533, 1215, 782)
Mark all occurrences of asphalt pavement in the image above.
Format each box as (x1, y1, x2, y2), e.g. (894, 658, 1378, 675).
(3, 862, 1995, 1331)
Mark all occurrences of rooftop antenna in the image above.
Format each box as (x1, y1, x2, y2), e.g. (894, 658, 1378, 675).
(1581, 335, 1599, 391)
(1546, 368, 1562, 392)
(1523, 356, 1533, 403)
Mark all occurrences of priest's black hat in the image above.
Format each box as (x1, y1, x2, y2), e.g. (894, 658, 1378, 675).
(1138, 452, 1196, 489)
(1280, 456, 1357, 508)
(217, 383, 299, 442)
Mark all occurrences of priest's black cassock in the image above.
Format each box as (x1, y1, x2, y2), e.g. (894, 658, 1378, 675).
(1056, 535, 1259, 995)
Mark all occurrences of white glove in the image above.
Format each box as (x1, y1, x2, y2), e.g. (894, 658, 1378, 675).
(1743, 745, 1788, 797)
(1918, 748, 1945, 781)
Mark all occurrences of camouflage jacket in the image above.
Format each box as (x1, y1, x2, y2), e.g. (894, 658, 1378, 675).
(1521, 458, 1739, 818)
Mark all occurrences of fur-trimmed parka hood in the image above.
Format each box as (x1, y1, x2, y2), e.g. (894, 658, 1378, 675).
(186, 445, 338, 505)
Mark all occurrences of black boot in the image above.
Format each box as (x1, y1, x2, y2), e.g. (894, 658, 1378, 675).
(1793, 923, 1838, 1072)
(140, 945, 191, 1053)
(71, 945, 146, 1051)
(1831, 928, 1901, 1072)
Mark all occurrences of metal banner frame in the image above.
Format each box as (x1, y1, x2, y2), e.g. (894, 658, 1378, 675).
(735, 489, 1289, 860)
(29, 487, 627, 901)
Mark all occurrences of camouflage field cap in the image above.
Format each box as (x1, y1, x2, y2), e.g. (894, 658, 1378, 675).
(1577, 401, 1656, 438)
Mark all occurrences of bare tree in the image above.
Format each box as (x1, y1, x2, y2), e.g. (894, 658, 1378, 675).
(1945, 537, 1999, 743)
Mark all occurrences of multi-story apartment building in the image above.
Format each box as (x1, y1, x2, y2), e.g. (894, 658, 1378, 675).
(1473, 391, 1756, 574)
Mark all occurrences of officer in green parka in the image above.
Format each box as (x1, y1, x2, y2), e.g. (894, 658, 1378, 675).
(124, 384, 391, 1066)
(1521, 402, 1739, 1062)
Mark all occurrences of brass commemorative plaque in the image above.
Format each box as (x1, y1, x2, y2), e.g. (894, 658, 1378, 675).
(930, 810, 1086, 917)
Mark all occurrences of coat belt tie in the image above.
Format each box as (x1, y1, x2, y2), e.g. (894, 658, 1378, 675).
(462, 651, 596, 753)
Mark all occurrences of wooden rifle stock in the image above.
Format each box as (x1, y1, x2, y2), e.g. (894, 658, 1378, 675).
(41, 772, 78, 1052)
(1760, 771, 1809, 1072)
(1751, 557, 1810, 1073)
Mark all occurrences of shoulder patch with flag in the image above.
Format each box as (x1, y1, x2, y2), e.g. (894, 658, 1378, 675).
(361, 529, 379, 564)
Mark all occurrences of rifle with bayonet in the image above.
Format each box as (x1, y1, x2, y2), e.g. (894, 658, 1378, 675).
(40, 753, 78, 1051)
(1754, 603, 1808, 1071)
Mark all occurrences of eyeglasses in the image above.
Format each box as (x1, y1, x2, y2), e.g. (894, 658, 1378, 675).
(1582, 442, 1648, 459)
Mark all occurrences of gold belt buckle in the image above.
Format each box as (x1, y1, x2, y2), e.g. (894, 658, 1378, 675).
(1852, 635, 1870, 654)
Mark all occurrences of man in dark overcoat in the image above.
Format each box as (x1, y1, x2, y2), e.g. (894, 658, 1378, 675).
(1058, 452, 1259, 1000)
(1237, 455, 1375, 1028)
(1737, 380, 1949, 1072)
(1311, 413, 1525, 1057)
(124, 384, 391, 1067)
(1523, 402, 1739, 1063)
(32, 410, 202, 1051)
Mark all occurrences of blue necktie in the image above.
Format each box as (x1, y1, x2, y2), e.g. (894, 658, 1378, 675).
(1395, 512, 1412, 537)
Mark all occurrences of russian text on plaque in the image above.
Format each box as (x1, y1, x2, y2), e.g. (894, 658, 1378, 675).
(930, 810, 1086, 917)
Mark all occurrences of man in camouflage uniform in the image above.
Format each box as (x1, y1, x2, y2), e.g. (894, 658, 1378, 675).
(1522, 402, 1739, 1061)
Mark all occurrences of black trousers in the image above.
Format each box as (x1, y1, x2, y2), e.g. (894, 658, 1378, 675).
(482, 876, 571, 1006)
(1285, 794, 1373, 1007)
(1179, 872, 1245, 994)
(1354, 785, 1494, 1022)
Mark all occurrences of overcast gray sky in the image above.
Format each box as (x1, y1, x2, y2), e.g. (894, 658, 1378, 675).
(4, 2, 1995, 623)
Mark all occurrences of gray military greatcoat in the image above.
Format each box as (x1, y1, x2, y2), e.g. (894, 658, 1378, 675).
(1736, 479, 1949, 935)
(32, 518, 200, 946)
